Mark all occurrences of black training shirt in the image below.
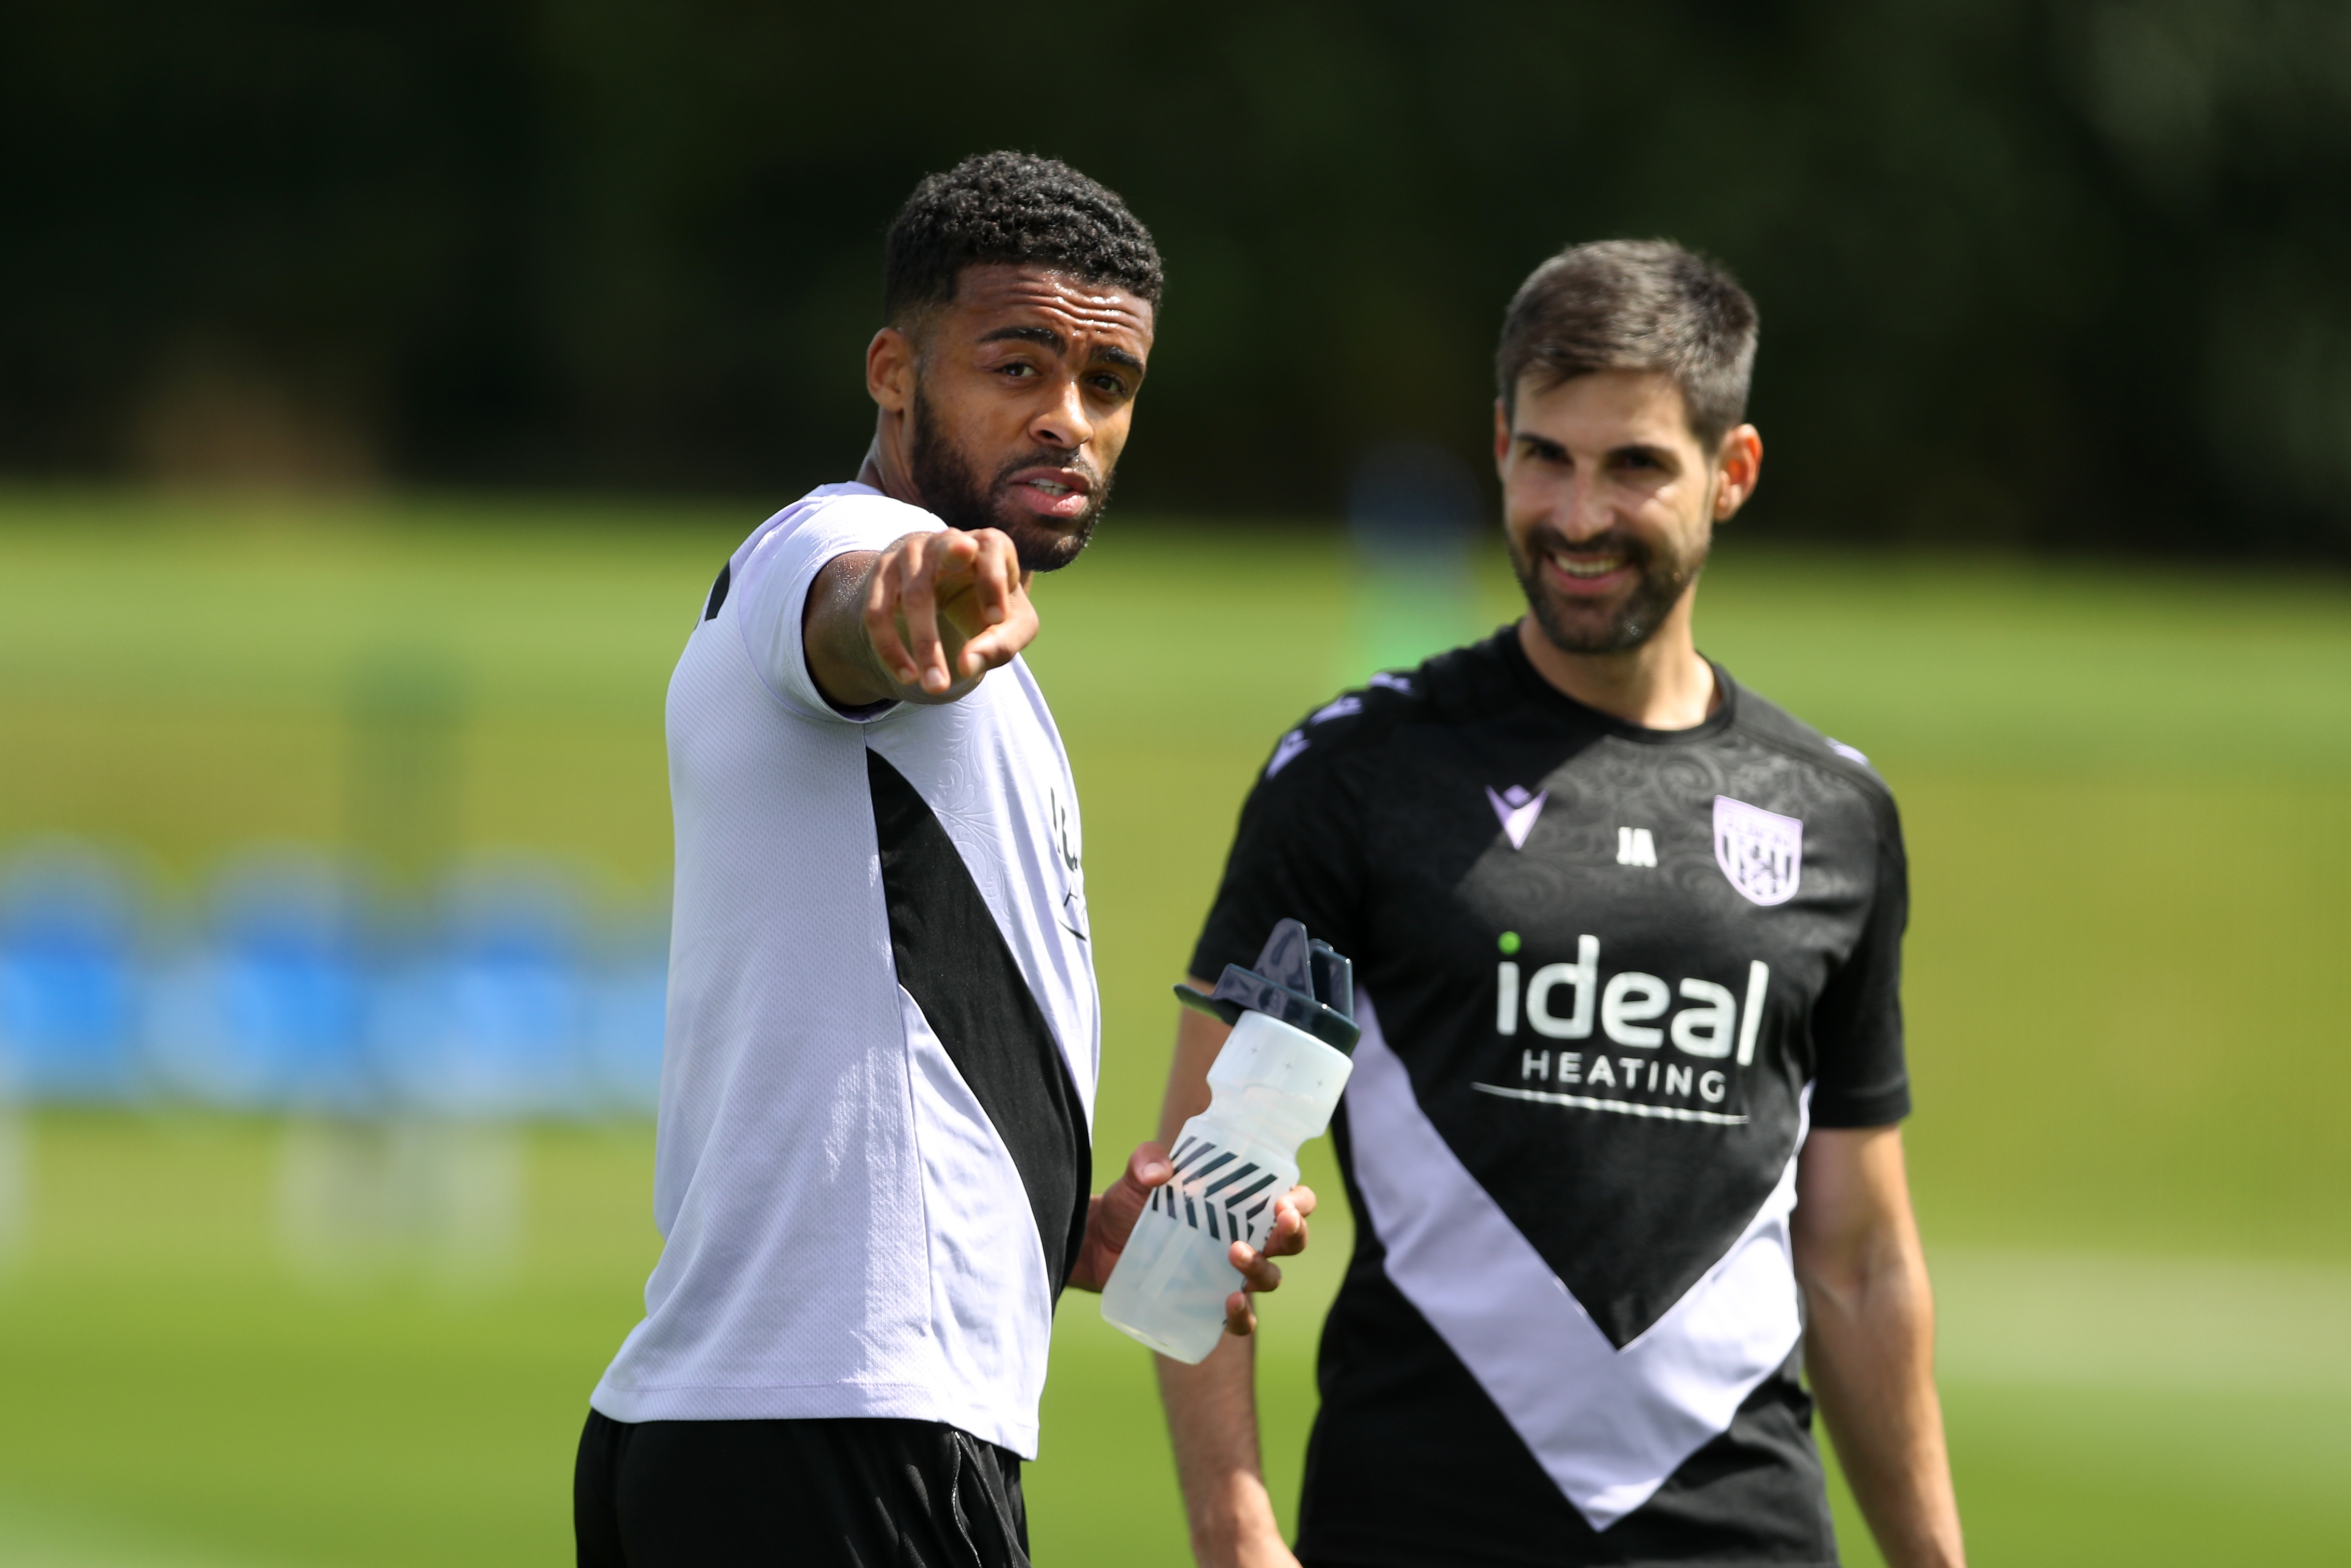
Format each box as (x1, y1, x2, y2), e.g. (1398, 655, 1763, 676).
(1191, 628, 1909, 1567)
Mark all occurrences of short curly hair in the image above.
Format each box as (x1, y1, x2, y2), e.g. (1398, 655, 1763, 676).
(884, 152, 1163, 330)
(1497, 240, 1757, 446)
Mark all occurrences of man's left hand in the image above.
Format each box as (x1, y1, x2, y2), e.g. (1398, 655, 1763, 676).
(1066, 1142, 1317, 1338)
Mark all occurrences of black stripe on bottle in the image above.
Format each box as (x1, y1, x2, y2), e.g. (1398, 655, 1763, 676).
(1188, 1151, 1237, 1187)
(867, 749, 1091, 1300)
(1202, 1162, 1261, 1198)
(1226, 1172, 1281, 1208)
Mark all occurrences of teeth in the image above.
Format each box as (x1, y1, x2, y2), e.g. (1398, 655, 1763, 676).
(1551, 554, 1623, 578)
(1030, 480, 1070, 496)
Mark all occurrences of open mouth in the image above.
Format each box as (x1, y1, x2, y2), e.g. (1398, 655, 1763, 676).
(1007, 468, 1094, 521)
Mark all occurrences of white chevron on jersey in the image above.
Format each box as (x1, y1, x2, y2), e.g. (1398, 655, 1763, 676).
(1345, 992, 1808, 1529)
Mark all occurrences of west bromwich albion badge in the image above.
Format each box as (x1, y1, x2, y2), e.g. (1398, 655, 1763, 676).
(1713, 796, 1802, 906)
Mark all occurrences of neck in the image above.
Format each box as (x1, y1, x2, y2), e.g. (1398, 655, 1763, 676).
(855, 431, 1037, 592)
(1514, 596, 1717, 730)
(858, 425, 920, 509)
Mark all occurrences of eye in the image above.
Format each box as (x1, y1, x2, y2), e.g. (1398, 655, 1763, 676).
(1088, 373, 1130, 398)
(999, 362, 1037, 379)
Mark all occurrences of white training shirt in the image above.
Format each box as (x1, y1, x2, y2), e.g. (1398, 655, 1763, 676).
(590, 482, 1100, 1458)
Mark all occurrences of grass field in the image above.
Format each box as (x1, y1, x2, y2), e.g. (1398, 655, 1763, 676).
(0, 489, 2346, 1564)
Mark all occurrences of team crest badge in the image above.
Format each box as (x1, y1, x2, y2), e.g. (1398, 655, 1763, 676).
(1713, 796, 1802, 906)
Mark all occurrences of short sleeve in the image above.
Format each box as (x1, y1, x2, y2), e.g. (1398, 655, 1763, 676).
(1807, 795, 1911, 1127)
(730, 488, 941, 724)
(1186, 722, 1371, 985)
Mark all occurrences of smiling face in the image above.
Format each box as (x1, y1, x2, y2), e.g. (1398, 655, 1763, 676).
(880, 264, 1152, 572)
(1495, 369, 1759, 656)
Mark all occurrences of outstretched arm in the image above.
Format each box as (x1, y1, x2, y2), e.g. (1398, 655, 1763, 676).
(802, 525, 1036, 709)
(1792, 1126, 1965, 1568)
(1149, 993, 1305, 1568)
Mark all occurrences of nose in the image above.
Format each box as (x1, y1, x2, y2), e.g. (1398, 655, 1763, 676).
(1027, 374, 1095, 453)
(1555, 471, 1614, 542)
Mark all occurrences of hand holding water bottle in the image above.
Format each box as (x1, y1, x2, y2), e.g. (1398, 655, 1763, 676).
(1066, 1139, 1317, 1340)
(1098, 919, 1357, 1363)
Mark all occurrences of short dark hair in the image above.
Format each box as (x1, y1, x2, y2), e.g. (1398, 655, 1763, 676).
(883, 152, 1163, 330)
(1496, 240, 1757, 446)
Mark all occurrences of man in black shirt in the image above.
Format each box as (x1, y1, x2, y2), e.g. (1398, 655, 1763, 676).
(1154, 242, 1964, 1566)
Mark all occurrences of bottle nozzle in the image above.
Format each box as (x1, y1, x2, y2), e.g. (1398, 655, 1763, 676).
(1174, 917, 1360, 1053)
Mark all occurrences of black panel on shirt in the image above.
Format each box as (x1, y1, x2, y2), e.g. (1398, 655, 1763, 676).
(1189, 630, 1907, 1559)
(869, 749, 1091, 1299)
(702, 560, 731, 621)
(1291, 1104, 1839, 1567)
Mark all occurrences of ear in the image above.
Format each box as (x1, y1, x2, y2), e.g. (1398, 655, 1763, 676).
(1712, 424, 1764, 521)
(1492, 398, 1512, 473)
(867, 326, 917, 414)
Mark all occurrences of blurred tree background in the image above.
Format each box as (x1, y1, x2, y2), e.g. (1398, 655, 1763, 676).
(6, 0, 2350, 553)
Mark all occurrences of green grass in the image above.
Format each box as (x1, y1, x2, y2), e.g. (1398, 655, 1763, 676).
(0, 489, 2346, 1564)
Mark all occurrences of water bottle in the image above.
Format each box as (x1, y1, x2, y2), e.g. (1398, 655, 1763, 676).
(1101, 919, 1359, 1364)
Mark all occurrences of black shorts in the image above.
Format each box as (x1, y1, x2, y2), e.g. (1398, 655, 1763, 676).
(574, 1409, 1031, 1568)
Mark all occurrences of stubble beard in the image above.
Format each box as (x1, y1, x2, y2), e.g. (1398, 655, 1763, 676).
(907, 383, 1110, 574)
(1509, 523, 1706, 655)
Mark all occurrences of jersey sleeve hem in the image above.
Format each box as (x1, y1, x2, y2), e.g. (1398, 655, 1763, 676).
(1807, 1083, 1912, 1128)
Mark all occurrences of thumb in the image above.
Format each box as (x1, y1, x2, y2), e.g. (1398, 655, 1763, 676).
(1096, 1141, 1172, 1255)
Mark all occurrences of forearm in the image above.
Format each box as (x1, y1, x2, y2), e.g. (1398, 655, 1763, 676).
(1156, 1335, 1293, 1568)
(1154, 997, 1294, 1565)
(1796, 1128, 1965, 1568)
(801, 538, 1006, 710)
(801, 550, 897, 708)
(1157, 990, 1227, 1141)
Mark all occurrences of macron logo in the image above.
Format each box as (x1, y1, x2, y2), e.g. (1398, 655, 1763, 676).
(1486, 785, 1548, 850)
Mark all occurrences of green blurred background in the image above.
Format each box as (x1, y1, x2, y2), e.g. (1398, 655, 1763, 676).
(0, 495, 2343, 1564)
(7, 2, 2351, 1560)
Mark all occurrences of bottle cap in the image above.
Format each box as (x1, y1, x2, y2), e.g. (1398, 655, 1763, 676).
(1174, 918, 1360, 1054)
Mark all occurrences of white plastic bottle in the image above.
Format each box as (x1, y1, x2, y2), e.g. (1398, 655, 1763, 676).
(1101, 920, 1357, 1364)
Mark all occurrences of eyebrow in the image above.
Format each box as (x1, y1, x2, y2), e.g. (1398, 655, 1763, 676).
(1514, 433, 1676, 462)
(979, 325, 1064, 352)
(978, 325, 1145, 375)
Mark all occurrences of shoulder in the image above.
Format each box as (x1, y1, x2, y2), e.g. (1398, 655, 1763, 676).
(739, 483, 940, 571)
(1724, 675, 1901, 841)
(1253, 632, 1519, 786)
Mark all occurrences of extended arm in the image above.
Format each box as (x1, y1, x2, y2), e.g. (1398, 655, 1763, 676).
(802, 525, 1037, 709)
(1152, 993, 1304, 1568)
(1790, 1126, 1965, 1568)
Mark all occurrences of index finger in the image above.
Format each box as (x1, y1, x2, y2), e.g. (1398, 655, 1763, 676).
(897, 531, 971, 694)
(955, 530, 1021, 679)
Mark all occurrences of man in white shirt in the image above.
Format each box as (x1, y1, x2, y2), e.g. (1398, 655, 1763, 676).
(574, 152, 1309, 1568)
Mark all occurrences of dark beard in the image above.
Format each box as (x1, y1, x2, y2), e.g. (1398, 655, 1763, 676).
(1508, 523, 1705, 655)
(907, 385, 1110, 572)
